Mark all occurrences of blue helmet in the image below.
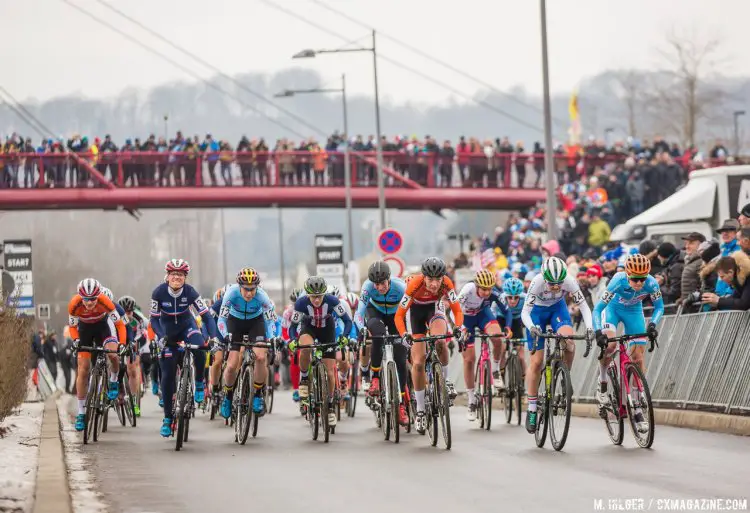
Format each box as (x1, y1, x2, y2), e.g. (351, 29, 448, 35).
(502, 277, 524, 296)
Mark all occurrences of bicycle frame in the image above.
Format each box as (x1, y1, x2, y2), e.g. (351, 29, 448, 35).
(598, 332, 657, 419)
(535, 330, 590, 394)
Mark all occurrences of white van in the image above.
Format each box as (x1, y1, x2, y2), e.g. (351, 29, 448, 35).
(610, 165, 750, 245)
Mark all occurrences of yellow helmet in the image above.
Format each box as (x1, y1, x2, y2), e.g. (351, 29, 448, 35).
(475, 269, 496, 289)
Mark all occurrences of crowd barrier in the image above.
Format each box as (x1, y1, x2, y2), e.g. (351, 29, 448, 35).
(451, 310, 750, 416)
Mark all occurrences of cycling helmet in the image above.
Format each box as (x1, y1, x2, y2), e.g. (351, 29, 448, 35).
(165, 258, 190, 275)
(100, 287, 114, 301)
(289, 288, 301, 302)
(214, 284, 231, 303)
(541, 256, 567, 284)
(330, 286, 340, 297)
(77, 278, 101, 299)
(474, 269, 496, 289)
(345, 292, 359, 310)
(368, 260, 391, 283)
(625, 253, 651, 276)
(304, 276, 328, 295)
(421, 256, 446, 278)
(502, 277, 524, 296)
(236, 267, 260, 286)
(118, 295, 137, 311)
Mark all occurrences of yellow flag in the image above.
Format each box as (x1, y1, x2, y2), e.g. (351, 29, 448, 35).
(568, 89, 581, 144)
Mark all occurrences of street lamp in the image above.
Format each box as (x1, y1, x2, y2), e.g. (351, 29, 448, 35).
(733, 110, 745, 157)
(539, 0, 558, 241)
(274, 74, 355, 264)
(293, 30, 386, 231)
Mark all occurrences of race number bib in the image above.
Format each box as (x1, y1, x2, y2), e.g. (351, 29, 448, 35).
(601, 290, 615, 304)
(219, 305, 230, 319)
(527, 294, 537, 306)
(194, 297, 208, 312)
(291, 311, 303, 324)
(150, 299, 159, 314)
(447, 289, 458, 303)
(263, 309, 278, 321)
(399, 295, 411, 309)
(650, 289, 662, 301)
(334, 303, 347, 317)
(68, 315, 79, 327)
(571, 290, 585, 304)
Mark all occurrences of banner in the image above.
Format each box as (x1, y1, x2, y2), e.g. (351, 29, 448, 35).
(3, 239, 34, 315)
(568, 90, 581, 145)
(314, 234, 345, 290)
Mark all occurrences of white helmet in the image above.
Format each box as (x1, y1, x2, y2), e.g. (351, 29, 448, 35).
(100, 287, 115, 301)
(77, 278, 101, 299)
(541, 256, 567, 284)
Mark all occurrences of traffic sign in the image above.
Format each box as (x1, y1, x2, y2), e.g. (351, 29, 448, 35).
(377, 229, 404, 254)
(383, 255, 406, 278)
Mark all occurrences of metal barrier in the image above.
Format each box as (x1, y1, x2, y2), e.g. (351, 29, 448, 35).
(452, 310, 750, 416)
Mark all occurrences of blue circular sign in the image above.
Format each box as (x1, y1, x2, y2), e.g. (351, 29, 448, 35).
(378, 229, 403, 254)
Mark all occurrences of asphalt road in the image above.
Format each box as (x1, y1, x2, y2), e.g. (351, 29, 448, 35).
(67, 391, 750, 513)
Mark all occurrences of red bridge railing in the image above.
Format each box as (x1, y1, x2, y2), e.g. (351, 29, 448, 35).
(0, 151, 735, 189)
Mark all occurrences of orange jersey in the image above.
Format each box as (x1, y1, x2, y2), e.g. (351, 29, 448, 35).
(395, 273, 463, 335)
(67, 294, 126, 343)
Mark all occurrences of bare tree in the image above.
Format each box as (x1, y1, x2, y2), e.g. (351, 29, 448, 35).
(647, 30, 727, 148)
(610, 70, 647, 138)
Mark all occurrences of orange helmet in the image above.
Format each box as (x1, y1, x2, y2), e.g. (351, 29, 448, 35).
(625, 253, 651, 276)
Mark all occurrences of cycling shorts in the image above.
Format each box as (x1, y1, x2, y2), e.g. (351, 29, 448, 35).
(601, 305, 647, 346)
(77, 320, 119, 360)
(528, 301, 572, 351)
(509, 318, 529, 343)
(299, 322, 337, 359)
(406, 301, 446, 336)
(365, 306, 399, 338)
(226, 314, 266, 351)
(463, 307, 498, 346)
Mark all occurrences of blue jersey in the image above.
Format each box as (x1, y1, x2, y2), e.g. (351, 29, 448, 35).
(150, 283, 218, 340)
(290, 294, 352, 340)
(593, 272, 664, 331)
(217, 285, 277, 340)
(210, 299, 222, 319)
(498, 292, 526, 320)
(354, 278, 406, 329)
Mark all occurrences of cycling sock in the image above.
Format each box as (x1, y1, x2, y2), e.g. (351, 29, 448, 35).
(109, 372, 118, 383)
(492, 360, 500, 373)
(224, 385, 234, 400)
(415, 389, 426, 412)
(528, 396, 537, 413)
(213, 384, 220, 393)
(77, 399, 85, 415)
(359, 364, 369, 374)
(300, 370, 309, 380)
(599, 366, 608, 383)
(467, 389, 475, 405)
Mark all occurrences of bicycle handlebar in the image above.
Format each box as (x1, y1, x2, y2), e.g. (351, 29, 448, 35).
(76, 346, 119, 354)
(534, 330, 593, 358)
(596, 332, 659, 360)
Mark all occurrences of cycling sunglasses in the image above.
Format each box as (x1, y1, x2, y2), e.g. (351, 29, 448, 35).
(309, 294, 325, 299)
(505, 295, 520, 301)
(628, 275, 648, 283)
(81, 297, 98, 304)
(241, 286, 257, 293)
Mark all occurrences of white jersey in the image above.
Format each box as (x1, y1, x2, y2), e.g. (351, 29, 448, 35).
(457, 282, 500, 316)
(521, 274, 593, 331)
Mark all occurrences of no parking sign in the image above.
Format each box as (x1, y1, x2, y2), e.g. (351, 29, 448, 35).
(377, 228, 404, 255)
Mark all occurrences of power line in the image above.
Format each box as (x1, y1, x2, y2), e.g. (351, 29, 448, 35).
(93, 0, 330, 138)
(0, 85, 54, 138)
(257, 0, 544, 133)
(311, 0, 568, 128)
(60, 0, 312, 139)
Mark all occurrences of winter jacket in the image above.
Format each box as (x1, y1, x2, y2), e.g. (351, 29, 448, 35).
(662, 251, 685, 304)
(680, 252, 703, 301)
(721, 239, 740, 257)
(587, 219, 611, 247)
(717, 251, 750, 311)
(625, 177, 645, 201)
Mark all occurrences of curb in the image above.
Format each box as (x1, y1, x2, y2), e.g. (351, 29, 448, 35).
(33, 397, 72, 513)
(454, 395, 750, 436)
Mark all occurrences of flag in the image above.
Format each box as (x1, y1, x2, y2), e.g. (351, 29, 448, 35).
(568, 89, 581, 145)
(480, 248, 495, 268)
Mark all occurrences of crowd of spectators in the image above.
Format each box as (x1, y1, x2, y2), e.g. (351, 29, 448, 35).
(0, 130, 740, 189)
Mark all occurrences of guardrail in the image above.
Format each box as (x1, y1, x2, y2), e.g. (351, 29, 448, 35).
(452, 310, 750, 416)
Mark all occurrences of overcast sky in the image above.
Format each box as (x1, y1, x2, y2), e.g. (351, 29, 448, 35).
(2, 0, 747, 106)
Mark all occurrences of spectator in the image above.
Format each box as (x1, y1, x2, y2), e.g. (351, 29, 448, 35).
(717, 219, 740, 256)
(43, 330, 59, 383)
(739, 203, 750, 228)
(697, 240, 722, 299)
(586, 265, 608, 304)
(739, 227, 750, 256)
(587, 210, 611, 247)
(701, 252, 750, 311)
(61, 326, 76, 394)
(625, 167, 646, 216)
(656, 242, 684, 304)
(679, 232, 706, 304)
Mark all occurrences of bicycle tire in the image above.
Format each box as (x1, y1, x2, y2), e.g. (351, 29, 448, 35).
(482, 359, 492, 431)
(549, 363, 572, 452)
(347, 363, 358, 417)
(184, 364, 193, 443)
(100, 395, 109, 435)
(426, 369, 438, 447)
(433, 362, 451, 450)
(266, 364, 275, 414)
(624, 363, 655, 449)
(605, 366, 624, 445)
(474, 360, 485, 429)
(123, 374, 136, 427)
(83, 368, 100, 444)
(503, 359, 512, 424)
(388, 361, 400, 444)
(380, 376, 390, 441)
(513, 356, 523, 426)
(175, 367, 188, 451)
(238, 366, 254, 445)
(534, 370, 548, 448)
(406, 369, 416, 433)
(317, 364, 330, 443)
(309, 367, 319, 441)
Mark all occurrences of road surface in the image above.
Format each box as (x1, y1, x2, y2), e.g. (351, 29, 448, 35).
(66, 392, 750, 513)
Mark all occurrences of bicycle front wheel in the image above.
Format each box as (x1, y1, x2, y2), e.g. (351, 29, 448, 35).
(433, 362, 451, 450)
(604, 366, 624, 446)
(175, 371, 188, 451)
(309, 367, 319, 441)
(534, 370, 548, 448)
(482, 359, 492, 431)
(624, 363, 655, 449)
(387, 361, 400, 444)
(238, 366, 254, 445)
(513, 356, 523, 426)
(316, 363, 330, 443)
(549, 363, 572, 452)
(84, 369, 101, 444)
(266, 364, 275, 414)
(123, 374, 136, 428)
(347, 363, 358, 418)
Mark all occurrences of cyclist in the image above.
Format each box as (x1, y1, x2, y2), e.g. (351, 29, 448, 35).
(289, 276, 352, 429)
(150, 259, 219, 437)
(282, 288, 302, 402)
(457, 269, 511, 421)
(68, 279, 127, 431)
(207, 284, 231, 408)
(334, 291, 357, 404)
(593, 253, 663, 433)
(395, 257, 463, 435)
(118, 295, 149, 417)
(521, 256, 594, 434)
(497, 277, 528, 389)
(355, 261, 409, 425)
(217, 268, 278, 419)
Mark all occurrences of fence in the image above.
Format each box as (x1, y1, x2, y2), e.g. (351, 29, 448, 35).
(452, 310, 750, 416)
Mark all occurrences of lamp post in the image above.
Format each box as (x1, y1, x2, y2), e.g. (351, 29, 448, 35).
(275, 74, 354, 263)
(733, 110, 746, 157)
(539, 0, 558, 240)
(163, 114, 169, 141)
(293, 30, 386, 230)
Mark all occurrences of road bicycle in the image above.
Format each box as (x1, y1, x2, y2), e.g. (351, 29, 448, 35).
(76, 345, 119, 445)
(419, 333, 453, 450)
(364, 331, 404, 443)
(172, 342, 211, 452)
(229, 335, 277, 445)
(502, 338, 526, 426)
(533, 330, 591, 452)
(597, 332, 658, 448)
(115, 343, 138, 428)
(345, 339, 359, 418)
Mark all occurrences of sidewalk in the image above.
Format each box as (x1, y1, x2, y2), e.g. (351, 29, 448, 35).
(0, 401, 44, 513)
